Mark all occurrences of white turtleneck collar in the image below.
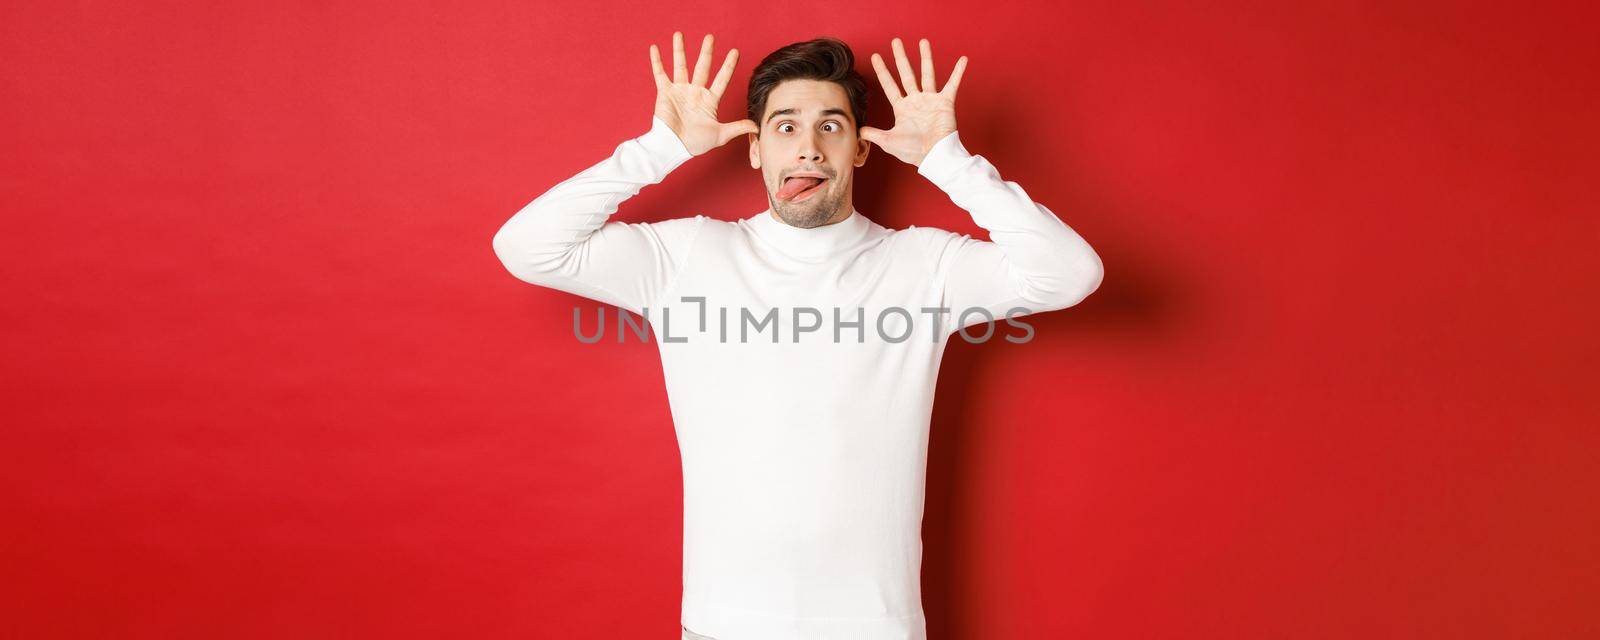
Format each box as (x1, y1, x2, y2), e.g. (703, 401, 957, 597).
(745, 206, 872, 258)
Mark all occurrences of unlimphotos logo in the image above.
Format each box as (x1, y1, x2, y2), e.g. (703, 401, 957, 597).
(571, 296, 1037, 344)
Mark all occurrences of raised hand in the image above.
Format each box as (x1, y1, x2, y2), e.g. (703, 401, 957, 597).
(649, 32, 759, 156)
(860, 38, 968, 167)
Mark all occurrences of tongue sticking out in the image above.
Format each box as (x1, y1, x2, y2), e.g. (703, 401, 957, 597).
(777, 176, 825, 200)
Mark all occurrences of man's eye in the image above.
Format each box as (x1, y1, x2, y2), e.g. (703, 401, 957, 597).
(776, 122, 840, 133)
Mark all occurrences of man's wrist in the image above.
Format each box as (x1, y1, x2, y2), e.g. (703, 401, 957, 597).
(638, 115, 695, 170)
(915, 129, 970, 187)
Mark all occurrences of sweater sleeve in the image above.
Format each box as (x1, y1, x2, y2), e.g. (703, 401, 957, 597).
(909, 130, 1104, 335)
(492, 116, 709, 317)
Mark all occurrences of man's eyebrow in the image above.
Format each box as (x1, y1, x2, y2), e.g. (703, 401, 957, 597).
(765, 107, 852, 125)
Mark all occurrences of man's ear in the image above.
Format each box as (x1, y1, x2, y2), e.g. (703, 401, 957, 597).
(854, 135, 871, 167)
(748, 133, 761, 169)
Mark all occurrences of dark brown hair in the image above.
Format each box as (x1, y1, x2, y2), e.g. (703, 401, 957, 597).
(746, 37, 868, 136)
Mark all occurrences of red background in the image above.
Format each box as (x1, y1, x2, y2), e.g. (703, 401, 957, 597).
(4, 1, 1597, 637)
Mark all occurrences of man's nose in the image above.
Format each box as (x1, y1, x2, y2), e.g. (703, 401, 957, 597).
(797, 132, 823, 163)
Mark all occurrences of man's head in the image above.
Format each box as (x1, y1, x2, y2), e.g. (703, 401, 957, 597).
(746, 38, 872, 229)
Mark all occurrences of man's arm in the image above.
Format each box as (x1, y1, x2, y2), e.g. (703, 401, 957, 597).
(911, 129, 1103, 333)
(491, 116, 703, 316)
(490, 31, 757, 316)
(860, 37, 1102, 335)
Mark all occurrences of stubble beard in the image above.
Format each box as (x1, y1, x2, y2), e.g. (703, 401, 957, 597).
(770, 177, 848, 229)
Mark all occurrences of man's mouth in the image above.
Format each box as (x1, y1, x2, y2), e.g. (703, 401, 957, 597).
(776, 175, 829, 202)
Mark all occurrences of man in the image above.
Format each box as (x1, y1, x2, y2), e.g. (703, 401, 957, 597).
(492, 32, 1103, 640)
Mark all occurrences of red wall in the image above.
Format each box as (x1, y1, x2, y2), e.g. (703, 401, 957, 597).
(4, 1, 1596, 637)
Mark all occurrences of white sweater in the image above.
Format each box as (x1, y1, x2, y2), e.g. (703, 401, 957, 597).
(493, 116, 1103, 639)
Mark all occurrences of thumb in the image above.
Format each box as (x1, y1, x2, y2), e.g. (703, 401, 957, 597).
(718, 119, 760, 146)
(859, 126, 887, 147)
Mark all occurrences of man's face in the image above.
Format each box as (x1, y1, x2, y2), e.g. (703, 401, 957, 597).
(749, 79, 871, 229)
